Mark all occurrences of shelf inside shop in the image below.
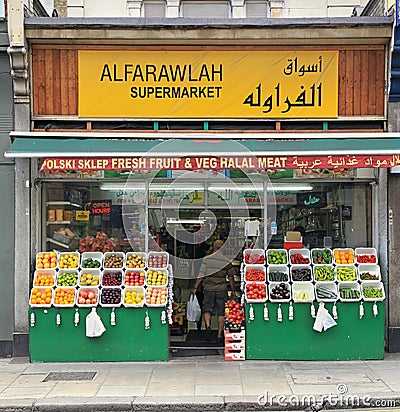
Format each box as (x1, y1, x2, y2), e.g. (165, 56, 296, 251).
(46, 201, 82, 208)
(46, 221, 87, 225)
(46, 237, 73, 249)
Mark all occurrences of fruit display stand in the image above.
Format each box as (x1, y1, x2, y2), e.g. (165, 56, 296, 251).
(29, 251, 173, 362)
(242, 246, 385, 361)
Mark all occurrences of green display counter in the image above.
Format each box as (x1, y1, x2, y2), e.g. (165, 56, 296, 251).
(245, 302, 385, 360)
(29, 307, 169, 362)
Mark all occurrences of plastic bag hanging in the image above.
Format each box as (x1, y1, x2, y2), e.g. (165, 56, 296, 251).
(289, 302, 294, 321)
(145, 310, 151, 330)
(359, 302, 364, 319)
(310, 303, 316, 318)
(86, 307, 106, 338)
(30, 309, 36, 327)
(110, 308, 116, 326)
(187, 294, 201, 322)
(277, 304, 283, 322)
(373, 302, 379, 317)
(332, 302, 338, 320)
(249, 304, 255, 321)
(74, 308, 80, 327)
(161, 310, 167, 324)
(263, 303, 269, 321)
(56, 309, 61, 327)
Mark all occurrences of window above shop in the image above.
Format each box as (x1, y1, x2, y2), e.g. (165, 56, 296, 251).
(142, 0, 166, 17)
(180, 0, 231, 18)
(245, 0, 270, 17)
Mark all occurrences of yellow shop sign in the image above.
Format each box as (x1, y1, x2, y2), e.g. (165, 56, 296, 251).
(78, 50, 338, 119)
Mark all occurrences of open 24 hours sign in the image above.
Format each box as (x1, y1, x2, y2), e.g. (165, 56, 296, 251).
(78, 50, 338, 119)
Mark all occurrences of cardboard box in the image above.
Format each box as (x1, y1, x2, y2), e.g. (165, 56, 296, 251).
(225, 341, 245, 350)
(286, 231, 302, 241)
(224, 331, 246, 340)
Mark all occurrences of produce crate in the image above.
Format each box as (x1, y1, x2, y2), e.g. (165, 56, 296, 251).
(53, 231, 73, 245)
(56, 269, 79, 287)
(35, 251, 58, 270)
(355, 247, 378, 264)
(79, 269, 101, 287)
(53, 287, 77, 307)
(148, 251, 169, 268)
(101, 269, 124, 287)
(266, 249, 288, 265)
(123, 287, 146, 307)
(311, 248, 333, 265)
(146, 268, 168, 286)
(29, 287, 54, 308)
(292, 282, 314, 303)
(333, 248, 355, 265)
(267, 265, 289, 283)
(76, 287, 99, 307)
(315, 282, 338, 302)
(145, 286, 168, 307)
(336, 265, 357, 282)
(361, 281, 385, 302)
(245, 282, 267, 303)
(289, 249, 311, 265)
(244, 264, 266, 282)
(81, 252, 103, 269)
(338, 282, 361, 302)
(243, 249, 265, 265)
(103, 252, 125, 269)
(225, 340, 245, 350)
(125, 252, 147, 269)
(225, 330, 246, 341)
(225, 348, 246, 361)
(269, 282, 291, 303)
(124, 269, 146, 287)
(313, 264, 336, 282)
(290, 265, 312, 282)
(32, 269, 56, 287)
(58, 252, 80, 269)
(358, 264, 381, 281)
(99, 287, 123, 307)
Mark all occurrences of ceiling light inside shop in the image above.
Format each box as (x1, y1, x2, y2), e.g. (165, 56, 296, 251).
(208, 184, 313, 192)
(166, 218, 206, 224)
(99, 183, 145, 191)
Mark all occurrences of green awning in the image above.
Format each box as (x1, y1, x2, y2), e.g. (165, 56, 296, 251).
(5, 131, 400, 158)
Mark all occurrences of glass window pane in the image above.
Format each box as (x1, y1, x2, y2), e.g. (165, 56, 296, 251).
(143, 1, 166, 17)
(181, 1, 230, 18)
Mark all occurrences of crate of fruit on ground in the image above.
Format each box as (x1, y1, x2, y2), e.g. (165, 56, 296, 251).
(146, 286, 168, 307)
(123, 287, 146, 307)
(267, 265, 289, 282)
(267, 249, 288, 265)
(333, 248, 355, 265)
(81, 252, 102, 269)
(269, 282, 291, 302)
(313, 265, 335, 282)
(243, 249, 265, 265)
(361, 281, 385, 301)
(289, 249, 311, 265)
(76, 287, 99, 307)
(358, 264, 381, 281)
(336, 265, 357, 282)
(148, 252, 169, 268)
(315, 282, 338, 302)
(126, 252, 147, 269)
(245, 265, 266, 282)
(339, 282, 361, 302)
(245, 282, 267, 303)
(355, 247, 378, 264)
(292, 282, 314, 303)
(311, 248, 333, 265)
(290, 265, 312, 282)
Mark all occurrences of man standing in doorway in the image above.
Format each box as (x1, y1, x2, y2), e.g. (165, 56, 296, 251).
(191, 239, 236, 343)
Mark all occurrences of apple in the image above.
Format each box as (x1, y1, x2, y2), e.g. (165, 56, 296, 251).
(80, 290, 88, 299)
(88, 291, 95, 300)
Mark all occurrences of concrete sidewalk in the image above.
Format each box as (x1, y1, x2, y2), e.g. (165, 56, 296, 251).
(0, 354, 400, 411)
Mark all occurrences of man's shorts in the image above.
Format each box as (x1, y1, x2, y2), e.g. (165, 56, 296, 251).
(202, 290, 229, 316)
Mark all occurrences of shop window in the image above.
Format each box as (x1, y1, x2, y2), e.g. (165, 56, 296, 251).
(180, 1, 230, 18)
(142, 0, 166, 17)
(245, 0, 270, 17)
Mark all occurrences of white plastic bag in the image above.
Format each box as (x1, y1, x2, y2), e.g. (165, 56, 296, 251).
(187, 294, 201, 322)
(313, 303, 337, 333)
(86, 307, 106, 338)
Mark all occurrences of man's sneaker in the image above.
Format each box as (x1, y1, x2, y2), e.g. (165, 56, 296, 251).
(205, 327, 212, 342)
